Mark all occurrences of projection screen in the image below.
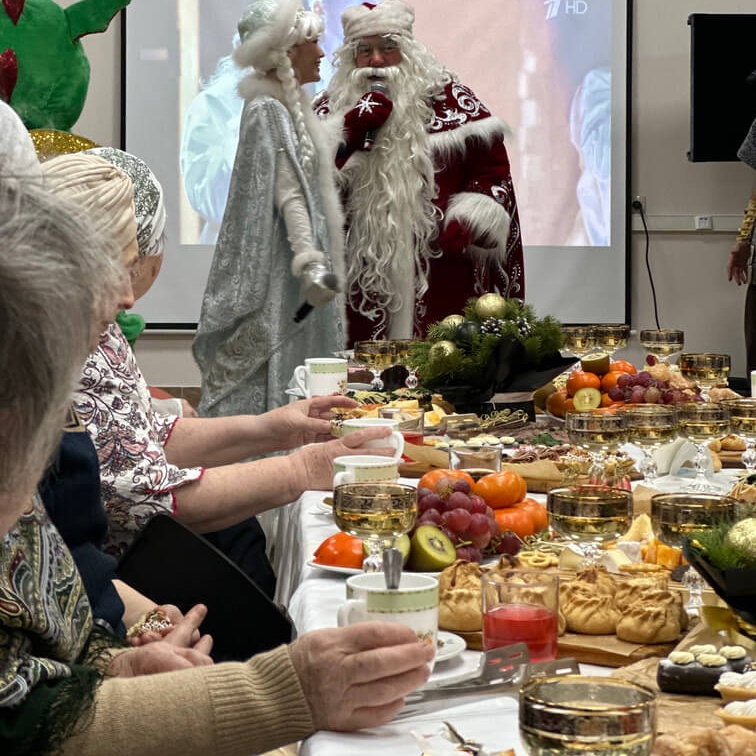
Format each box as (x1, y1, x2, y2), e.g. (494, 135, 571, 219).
(124, 0, 630, 327)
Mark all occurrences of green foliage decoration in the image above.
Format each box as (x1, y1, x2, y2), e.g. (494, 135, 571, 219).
(410, 296, 563, 388)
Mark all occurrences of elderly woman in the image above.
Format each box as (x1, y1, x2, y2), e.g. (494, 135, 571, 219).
(192, 0, 346, 419)
(0, 176, 433, 755)
(40, 151, 390, 571)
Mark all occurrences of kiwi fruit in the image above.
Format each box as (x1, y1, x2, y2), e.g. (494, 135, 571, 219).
(581, 352, 611, 376)
(532, 381, 557, 410)
(408, 525, 457, 571)
(366, 534, 411, 566)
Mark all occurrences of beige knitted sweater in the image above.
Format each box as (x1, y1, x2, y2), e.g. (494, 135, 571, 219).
(63, 644, 314, 755)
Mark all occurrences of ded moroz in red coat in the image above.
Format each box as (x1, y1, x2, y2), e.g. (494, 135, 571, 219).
(316, 80, 525, 344)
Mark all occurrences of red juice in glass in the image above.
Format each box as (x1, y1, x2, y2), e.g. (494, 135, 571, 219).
(401, 431, 423, 447)
(482, 604, 558, 662)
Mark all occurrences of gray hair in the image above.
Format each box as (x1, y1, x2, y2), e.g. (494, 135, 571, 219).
(0, 179, 122, 493)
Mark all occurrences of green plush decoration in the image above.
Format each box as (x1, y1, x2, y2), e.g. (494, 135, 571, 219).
(115, 309, 145, 348)
(0, 0, 131, 130)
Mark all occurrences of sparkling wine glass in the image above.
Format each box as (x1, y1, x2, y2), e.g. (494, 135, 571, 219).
(591, 324, 630, 360)
(722, 398, 756, 472)
(619, 404, 679, 482)
(679, 352, 730, 401)
(561, 325, 597, 363)
(676, 401, 730, 492)
(520, 675, 657, 755)
(650, 491, 738, 616)
(353, 340, 396, 391)
(638, 329, 685, 364)
(332, 482, 417, 572)
(547, 485, 632, 567)
(565, 409, 628, 486)
(390, 338, 420, 389)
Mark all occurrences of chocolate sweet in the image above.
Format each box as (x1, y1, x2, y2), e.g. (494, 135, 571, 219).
(657, 646, 752, 696)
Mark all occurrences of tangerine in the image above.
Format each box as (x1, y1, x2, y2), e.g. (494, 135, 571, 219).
(566, 369, 601, 397)
(610, 359, 637, 375)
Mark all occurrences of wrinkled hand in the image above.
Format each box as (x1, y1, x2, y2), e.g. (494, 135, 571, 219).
(261, 396, 362, 448)
(727, 239, 751, 285)
(109, 605, 214, 677)
(343, 91, 393, 152)
(436, 219, 473, 255)
(293, 427, 397, 490)
(289, 623, 434, 731)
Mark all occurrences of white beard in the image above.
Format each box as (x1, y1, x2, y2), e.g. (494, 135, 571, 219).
(332, 66, 442, 334)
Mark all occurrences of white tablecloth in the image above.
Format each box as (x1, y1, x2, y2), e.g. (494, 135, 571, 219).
(275, 463, 742, 756)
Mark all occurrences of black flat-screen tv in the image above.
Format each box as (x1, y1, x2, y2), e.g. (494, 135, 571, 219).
(688, 13, 756, 162)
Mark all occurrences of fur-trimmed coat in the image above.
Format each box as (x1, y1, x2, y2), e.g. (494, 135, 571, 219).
(316, 80, 524, 343)
(193, 77, 345, 417)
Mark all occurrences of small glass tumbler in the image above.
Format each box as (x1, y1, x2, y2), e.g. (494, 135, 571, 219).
(481, 569, 559, 663)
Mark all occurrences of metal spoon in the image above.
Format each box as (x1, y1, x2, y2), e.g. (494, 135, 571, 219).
(383, 546, 402, 589)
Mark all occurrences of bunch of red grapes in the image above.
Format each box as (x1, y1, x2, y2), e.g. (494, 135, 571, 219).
(606, 367, 700, 406)
(415, 477, 519, 562)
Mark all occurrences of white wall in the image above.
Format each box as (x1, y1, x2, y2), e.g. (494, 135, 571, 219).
(72, 0, 756, 385)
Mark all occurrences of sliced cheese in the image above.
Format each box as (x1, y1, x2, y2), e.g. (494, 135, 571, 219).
(598, 548, 633, 574)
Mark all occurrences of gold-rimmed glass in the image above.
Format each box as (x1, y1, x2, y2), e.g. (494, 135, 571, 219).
(679, 352, 731, 401)
(722, 398, 756, 472)
(638, 329, 684, 364)
(520, 675, 657, 755)
(565, 409, 628, 485)
(332, 482, 417, 572)
(591, 324, 630, 360)
(650, 491, 738, 615)
(561, 326, 597, 361)
(619, 404, 679, 482)
(353, 340, 396, 391)
(389, 338, 420, 389)
(676, 402, 730, 492)
(546, 485, 632, 567)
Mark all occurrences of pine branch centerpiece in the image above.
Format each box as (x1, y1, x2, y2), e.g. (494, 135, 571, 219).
(409, 294, 564, 396)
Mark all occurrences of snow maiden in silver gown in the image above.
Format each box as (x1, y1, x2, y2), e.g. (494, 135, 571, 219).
(193, 0, 345, 418)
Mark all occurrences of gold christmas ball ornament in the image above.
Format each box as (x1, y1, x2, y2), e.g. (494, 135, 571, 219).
(474, 293, 508, 320)
(428, 340, 458, 361)
(30, 129, 99, 162)
(724, 518, 756, 559)
(441, 314, 465, 328)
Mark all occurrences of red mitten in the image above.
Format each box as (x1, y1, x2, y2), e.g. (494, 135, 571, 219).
(342, 91, 393, 152)
(436, 219, 473, 255)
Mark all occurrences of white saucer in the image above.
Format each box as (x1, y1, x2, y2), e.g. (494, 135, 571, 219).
(435, 631, 466, 663)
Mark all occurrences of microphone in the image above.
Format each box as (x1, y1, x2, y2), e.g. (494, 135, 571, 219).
(363, 80, 389, 152)
(293, 261, 340, 323)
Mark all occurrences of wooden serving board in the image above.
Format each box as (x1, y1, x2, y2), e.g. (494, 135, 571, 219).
(556, 632, 677, 668)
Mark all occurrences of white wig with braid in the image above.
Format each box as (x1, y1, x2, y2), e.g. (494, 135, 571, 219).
(236, 0, 323, 176)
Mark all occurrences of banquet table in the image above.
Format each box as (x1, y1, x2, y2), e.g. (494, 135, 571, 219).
(274, 458, 742, 755)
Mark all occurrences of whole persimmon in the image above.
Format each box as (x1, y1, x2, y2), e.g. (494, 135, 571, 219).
(473, 470, 527, 509)
(313, 531, 364, 569)
(494, 507, 535, 539)
(418, 468, 475, 494)
(566, 370, 601, 397)
(514, 497, 549, 533)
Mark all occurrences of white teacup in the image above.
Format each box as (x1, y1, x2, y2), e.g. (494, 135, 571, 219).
(338, 572, 438, 671)
(293, 358, 348, 398)
(339, 417, 405, 461)
(332, 455, 400, 488)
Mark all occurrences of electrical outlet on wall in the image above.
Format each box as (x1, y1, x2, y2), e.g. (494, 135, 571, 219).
(632, 195, 646, 214)
(694, 215, 713, 230)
